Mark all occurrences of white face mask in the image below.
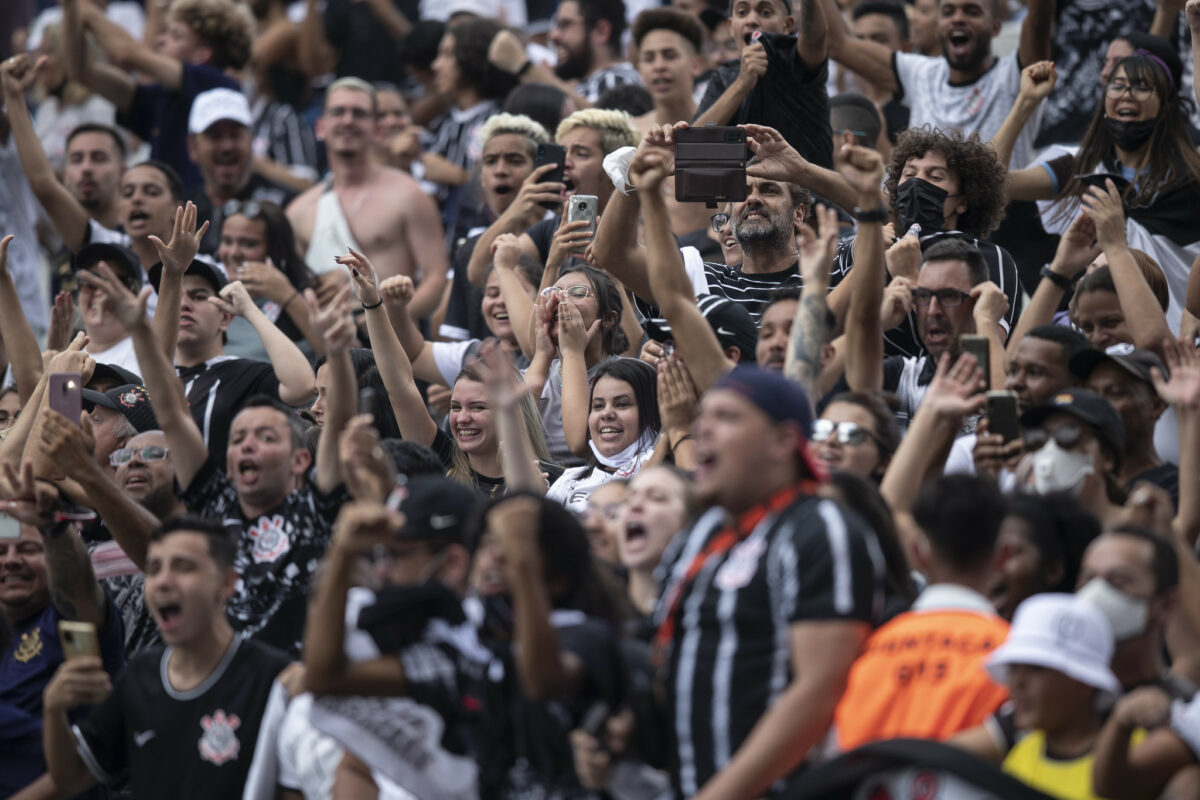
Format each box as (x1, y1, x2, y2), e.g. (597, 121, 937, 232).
(1032, 439, 1094, 496)
(1076, 577, 1149, 641)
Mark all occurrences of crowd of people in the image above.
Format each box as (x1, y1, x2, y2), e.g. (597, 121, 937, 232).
(4, 0, 1200, 797)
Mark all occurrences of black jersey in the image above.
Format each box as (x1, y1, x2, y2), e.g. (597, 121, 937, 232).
(73, 635, 290, 798)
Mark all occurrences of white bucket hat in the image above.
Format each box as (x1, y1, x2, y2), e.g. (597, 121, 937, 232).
(986, 593, 1121, 703)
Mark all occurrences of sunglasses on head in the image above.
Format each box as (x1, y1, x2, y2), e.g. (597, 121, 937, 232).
(812, 419, 878, 446)
(1022, 424, 1085, 453)
(222, 199, 264, 219)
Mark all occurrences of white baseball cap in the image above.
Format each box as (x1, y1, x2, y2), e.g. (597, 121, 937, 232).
(188, 88, 253, 135)
(986, 593, 1121, 703)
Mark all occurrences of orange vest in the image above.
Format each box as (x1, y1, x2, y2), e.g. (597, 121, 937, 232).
(835, 608, 1010, 751)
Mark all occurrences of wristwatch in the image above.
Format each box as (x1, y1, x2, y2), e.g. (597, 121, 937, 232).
(1039, 265, 1074, 291)
(853, 206, 889, 224)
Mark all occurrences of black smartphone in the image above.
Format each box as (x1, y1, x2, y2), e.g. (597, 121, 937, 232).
(986, 390, 1020, 443)
(535, 143, 567, 208)
(580, 701, 610, 751)
(674, 125, 748, 206)
(1077, 172, 1131, 194)
(959, 334, 990, 391)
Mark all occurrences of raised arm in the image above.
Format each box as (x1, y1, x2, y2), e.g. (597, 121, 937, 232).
(476, 341, 548, 494)
(839, 145, 888, 392)
(304, 502, 409, 696)
(378, 275, 447, 386)
(307, 284, 356, 494)
(210, 282, 317, 405)
(694, 37, 770, 126)
(1092, 688, 1191, 800)
(1082, 181, 1173, 356)
(149, 202, 209, 364)
(1152, 0, 1188, 38)
(1018, 0, 1054, 66)
(80, 0, 185, 90)
(489, 234, 539, 360)
(400, 190, 451, 321)
(0, 57, 92, 254)
(296, 0, 337, 78)
(816, 0, 898, 93)
(1005, 212, 1098, 359)
(342, 252, 439, 448)
(783, 209, 835, 396)
(590, 180, 654, 302)
(1190, 2, 1200, 109)
(795, 0, 828, 69)
(990, 61, 1057, 189)
(744, 124, 858, 213)
(78, 266, 209, 490)
(487, 30, 595, 112)
(630, 140, 733, 393)
(880, 353, 985, 556)
(0, 236, 47, 404)
(62, 0, 136, 111)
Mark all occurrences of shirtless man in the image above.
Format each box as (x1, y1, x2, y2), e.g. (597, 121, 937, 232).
(630, 8, 714, 246)
(286, 77, 448, 319)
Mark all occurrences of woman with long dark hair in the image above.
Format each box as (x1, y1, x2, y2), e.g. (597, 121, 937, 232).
(547, 358, 661, 513)
(995, 54, 1200, 329)
(217, 200, 321, 357)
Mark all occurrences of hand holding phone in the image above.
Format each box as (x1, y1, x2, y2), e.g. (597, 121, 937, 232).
(566, 195, 598, 254)
(49, 373, 83, 426)
(985, 390, 1020, 443)
(534, 144, 567, 209)
(959, 335, 990, 392)
(59, 621, 100, 660)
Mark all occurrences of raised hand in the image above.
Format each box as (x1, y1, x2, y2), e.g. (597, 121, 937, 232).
(379, 274, 415, 308)
(657, 354, 698, 436)
(736, 39, 768, 91)
(487, 28, 528, 73)
(547, 217, 594, 268)
(885, 226, 922, 282)
(970, 281, 1009, 328)
(40, 409, 97, 480)
(630, 146, 672, 196)
(797, 203, 839, 289)
(44, 658, 112, 714)
(473, 338, 530, 410)
(1049, 212, 1101, 281)
(47, 292, 77, 353)
(744, 124, 806, 185)
(1189, 0, 1200, 31)
(148, 202, 210, 276)
(923, 352, 986, 419)
(555, 292, 599, 354)
(879, 277, 915, 331)
(338, 414, 395, 503)
(331, 500, 404, 556)
(505, 164, 566, 226)
(1152, 336, 1200, 409)
(336, 248, 382, 307)
(304, 283, 356, 354)
(76, 263, 152, 333)
(0, 53, 38, 96)
(491, 233, 524, 271)
(46, 332, 94, 382)
(1018, 60, 1057, 103)
(1080, 180, 1127, 251)
(207, 280, 256, 318)
(1, 460, 58, 525)
(836, 143, 886, 199)
(236, 258, 293, 304)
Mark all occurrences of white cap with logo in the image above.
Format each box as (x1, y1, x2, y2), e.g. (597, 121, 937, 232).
(188, 88, 253, 135)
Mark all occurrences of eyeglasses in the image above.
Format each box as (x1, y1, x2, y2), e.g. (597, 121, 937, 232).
(582, 501, 624, 522)
(812, 419, 878, 446)
(109, 445, 170, 467)
(1022, 424, 1084, 453)
(0, 410, 18, 425)
(222, 199, 264, 219)
(541, 285, 593, 300)
(1105, 80, 1155, 102)
(912, 288, 972, 308)
(711, 212, 731, 233)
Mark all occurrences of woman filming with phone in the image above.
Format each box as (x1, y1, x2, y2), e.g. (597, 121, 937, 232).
(993, 53, 1200, 330)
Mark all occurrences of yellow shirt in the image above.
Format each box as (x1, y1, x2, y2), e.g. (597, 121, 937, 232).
(1002, 728, 1147, 800)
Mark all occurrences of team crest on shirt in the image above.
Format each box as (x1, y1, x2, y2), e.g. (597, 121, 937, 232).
(248, 515, 291, 563)
(714, 538, 766, 591)
(13, 628, 43, 663)
(198, 710, 241, 765)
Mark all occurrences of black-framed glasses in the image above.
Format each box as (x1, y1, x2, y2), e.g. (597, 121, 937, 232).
(109, 445, 170, 467)
(541, 285, 592, 300)
(912, 288, 972, 308)
(812, 419, 878, 446)
(1105, 80, 1155, 102)
(222, 199, 264, 219)
(1022, 424, 1084, 453)
(711, 212, 731, 233)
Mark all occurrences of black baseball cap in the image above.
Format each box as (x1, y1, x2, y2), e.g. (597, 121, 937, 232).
(88, 362, 143, 390)
(81, 384, 159, 433)
(1020, 388, 1125, 462)
(75, 242, 144, 294)
(644, 294, 759, 363)
(147, 258, 228, 295)
(1069, 343, 1166, 387)
(387, 475, 481, 547)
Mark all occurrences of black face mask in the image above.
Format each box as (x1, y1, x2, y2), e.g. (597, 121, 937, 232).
(896, 177, 950, 232)
(1104, 116, 1156, 153)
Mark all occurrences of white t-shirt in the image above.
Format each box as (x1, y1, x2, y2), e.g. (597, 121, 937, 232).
(894, 50, 1040, 170)
(88, 337, 142, 380)
(546, 449, 654, 512)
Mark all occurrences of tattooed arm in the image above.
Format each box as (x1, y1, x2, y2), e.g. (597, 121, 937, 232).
(41, 520, 106, 627)
(795, 0, 828, 70)
(785, 204, 838, 400)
